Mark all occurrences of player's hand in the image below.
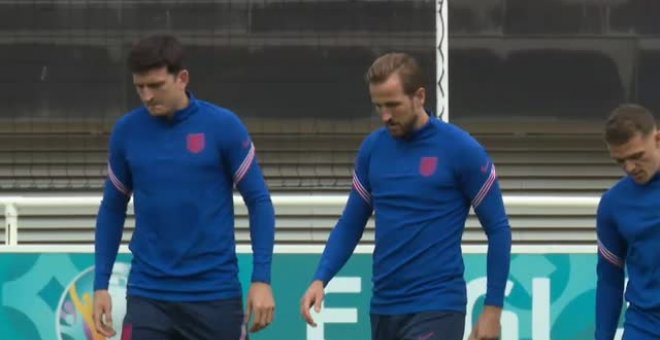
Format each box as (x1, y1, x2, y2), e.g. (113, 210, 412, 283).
(245, 282, 275, 333)
(93, 290, 116, 337)
(300, 280, 325, 327)
(468, 305, 502, 340)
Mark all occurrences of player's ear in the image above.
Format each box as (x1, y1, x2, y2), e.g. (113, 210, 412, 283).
(413, 87, 425, 106)
(176, 69, 190, 87)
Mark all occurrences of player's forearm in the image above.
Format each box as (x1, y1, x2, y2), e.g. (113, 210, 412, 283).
(474, 189, 512, 307)
(481, 213, 512, 307)
(595, 259, 625, 340)
(94, 187, 129, 290)
(238, 168, 276, 283)
(314, 193, 371, 284)
(246, 197, 275, 284)
(313, 219, 364, 285)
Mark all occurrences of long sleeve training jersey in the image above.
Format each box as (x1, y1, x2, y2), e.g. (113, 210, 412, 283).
(314, 117, 512, 315)
(596, 172, 660, 339)
(94, 94, 275, 301)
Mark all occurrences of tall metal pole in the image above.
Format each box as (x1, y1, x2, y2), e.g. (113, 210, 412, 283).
(436, 0, 449, 122)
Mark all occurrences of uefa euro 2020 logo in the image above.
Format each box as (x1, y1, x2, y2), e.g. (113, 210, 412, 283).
(56, 263, 130, 340)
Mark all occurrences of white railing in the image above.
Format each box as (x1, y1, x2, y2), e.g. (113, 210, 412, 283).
(0, 194, 601, 247)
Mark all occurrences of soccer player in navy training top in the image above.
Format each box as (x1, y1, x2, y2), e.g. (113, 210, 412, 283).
(92, 34, 275, 339)
(300, 53, 512, 340)
(596, 104, 660, 340)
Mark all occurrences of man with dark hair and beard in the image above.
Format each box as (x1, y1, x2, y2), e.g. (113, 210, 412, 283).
(300, 52, 512, 340)
(93, 34, 275, 340)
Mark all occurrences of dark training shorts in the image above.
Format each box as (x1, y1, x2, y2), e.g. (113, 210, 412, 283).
(370, 311, 465, 340)
(120, 295, 247, 340)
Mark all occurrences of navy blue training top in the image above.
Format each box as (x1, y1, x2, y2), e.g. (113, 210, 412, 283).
(314, 117, 512, 315)
(94, 94, 275, 301)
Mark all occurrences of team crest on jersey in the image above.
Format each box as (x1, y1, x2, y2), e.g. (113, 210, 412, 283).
(187, 133, 205, 154)
(419, 156, 438, 177)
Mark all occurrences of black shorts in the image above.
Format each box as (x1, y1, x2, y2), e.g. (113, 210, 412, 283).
(121, 295, 247, 340)
(370, 311, 465, 340)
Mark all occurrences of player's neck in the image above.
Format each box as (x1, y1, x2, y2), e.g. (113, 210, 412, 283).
(166, 93, 190, 119)
(174, 93, 190, 112)
(414, 109, 429, 130)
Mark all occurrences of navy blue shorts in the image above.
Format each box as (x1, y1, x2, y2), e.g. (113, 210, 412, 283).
(370, 311, 465, 340)
(120, 295, 247, 340)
